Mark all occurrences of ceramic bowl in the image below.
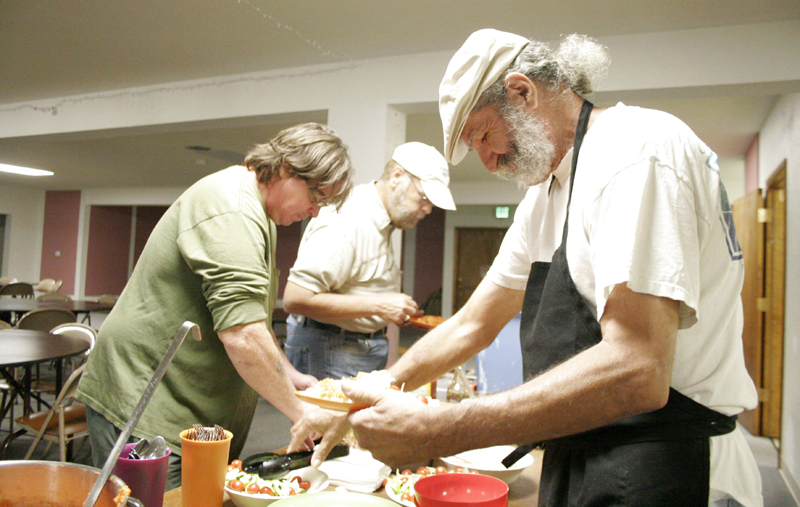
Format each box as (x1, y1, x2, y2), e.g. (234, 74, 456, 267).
(439, 445, 535, 485)
(225, 466, 329, 507)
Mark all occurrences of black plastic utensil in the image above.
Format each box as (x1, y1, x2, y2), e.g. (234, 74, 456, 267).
(501, 442, 539, 469)
(243, 445, 350, 479)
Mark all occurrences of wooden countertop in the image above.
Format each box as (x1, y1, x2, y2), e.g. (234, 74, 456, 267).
(163, 449, 542, 507)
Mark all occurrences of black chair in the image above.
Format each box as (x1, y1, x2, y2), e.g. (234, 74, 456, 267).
(0, 282, 35, 299)
(15, 308, 78, 410)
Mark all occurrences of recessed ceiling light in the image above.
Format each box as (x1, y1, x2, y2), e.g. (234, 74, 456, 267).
(0, 163, 54, 176)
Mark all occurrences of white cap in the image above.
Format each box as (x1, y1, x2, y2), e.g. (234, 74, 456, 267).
(439, 29, 529, 164)
(391, 142, 456, 211)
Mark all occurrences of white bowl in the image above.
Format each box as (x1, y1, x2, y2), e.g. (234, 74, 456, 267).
(225, 466, 329, 507)
(438, 445, 535, 485)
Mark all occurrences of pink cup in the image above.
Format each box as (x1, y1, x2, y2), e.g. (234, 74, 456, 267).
(113, 442, 172, 507)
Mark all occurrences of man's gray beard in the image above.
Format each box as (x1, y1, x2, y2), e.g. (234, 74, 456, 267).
(387, 176, 421, 230)
(497, 106, 556, 188)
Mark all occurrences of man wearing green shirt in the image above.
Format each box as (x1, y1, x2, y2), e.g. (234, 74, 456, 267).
(77, 123, 353, 488)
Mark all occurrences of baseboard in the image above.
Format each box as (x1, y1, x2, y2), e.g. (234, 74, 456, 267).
(780, 454, 800, 507)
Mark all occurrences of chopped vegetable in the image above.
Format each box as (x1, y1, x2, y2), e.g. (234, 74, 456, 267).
(385, 465, 474, 504)
(225, 462, 310, 497)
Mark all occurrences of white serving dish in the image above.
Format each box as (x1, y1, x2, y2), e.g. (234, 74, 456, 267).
(225, 466, 329, 507)
(439, 445, 535, 485)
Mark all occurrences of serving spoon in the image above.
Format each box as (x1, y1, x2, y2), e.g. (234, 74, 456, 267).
(242, 444, 350, 479)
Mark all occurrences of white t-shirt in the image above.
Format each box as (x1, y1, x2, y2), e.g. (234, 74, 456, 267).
(487, 103, 762, 506)
(288, 182, 400, 333)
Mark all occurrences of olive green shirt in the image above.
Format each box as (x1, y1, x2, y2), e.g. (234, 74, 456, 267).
(77, 165, 278, 458)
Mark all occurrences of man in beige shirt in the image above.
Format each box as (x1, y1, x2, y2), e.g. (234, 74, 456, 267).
(282, 142, 455, 380)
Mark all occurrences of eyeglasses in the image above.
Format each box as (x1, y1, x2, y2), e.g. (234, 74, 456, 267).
(409, 176, 430, 204)
(304, 180, 328, 206)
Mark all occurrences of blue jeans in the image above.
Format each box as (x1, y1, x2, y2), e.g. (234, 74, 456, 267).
(284, 315, 388, 380)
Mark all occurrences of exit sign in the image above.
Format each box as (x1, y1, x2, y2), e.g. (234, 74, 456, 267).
(495, 206, 510, 219)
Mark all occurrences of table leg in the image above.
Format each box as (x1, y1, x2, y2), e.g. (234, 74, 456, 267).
(0, 368, 19, 431)
(21, 365, 32, 416)
(55, 359, 63, 395)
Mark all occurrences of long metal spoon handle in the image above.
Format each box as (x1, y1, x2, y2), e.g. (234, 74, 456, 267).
(83, 321, 201, 507)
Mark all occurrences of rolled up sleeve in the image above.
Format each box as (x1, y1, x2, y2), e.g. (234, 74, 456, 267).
(177, 211, 271, 331)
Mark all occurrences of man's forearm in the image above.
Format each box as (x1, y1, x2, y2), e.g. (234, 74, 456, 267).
(219, 321, 306, 423)
(283, 281, 418, 325)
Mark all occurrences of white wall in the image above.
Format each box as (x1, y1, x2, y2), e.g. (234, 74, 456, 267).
(0, 185, 45, 283)
(719, 158, 745, 204)
(758, 92, 800, 498)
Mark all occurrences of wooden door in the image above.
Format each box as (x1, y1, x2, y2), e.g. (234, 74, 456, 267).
(453, 228, 507, 313)
(732, 189, 765, 434)
(732, 160, 787, 438)
(761, 162, 786, 438)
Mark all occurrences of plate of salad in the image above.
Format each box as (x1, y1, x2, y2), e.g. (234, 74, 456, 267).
(224, 460, 329, 506)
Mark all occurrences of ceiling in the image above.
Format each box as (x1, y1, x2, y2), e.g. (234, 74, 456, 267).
(1, 0, 798, 190)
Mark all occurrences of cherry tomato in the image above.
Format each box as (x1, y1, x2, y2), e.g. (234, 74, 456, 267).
(299, 480, 311, 490)
(401, 469, 413, 475)
(417, 394, 429, 404)
(453, 466, 466, 473)
(390, 385, 401, 390)
(435, 466, 448, 474)
(230, 459, 243, 471)
(416, 466, 430, 476)
(288, 489, 298, 496)
(227, 465, 237, 472)
(290, 475, 302, 484)
(381, 478, 388, 488)
(470, 469, 480, 474)
(260, 486, 274, 496)
(401, 493, 415, 502)
(228, 480, 245, 492)
(245, 483, 260, 495)
(399, 476, 409, 484)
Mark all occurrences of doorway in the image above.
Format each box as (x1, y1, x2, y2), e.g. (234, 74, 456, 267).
(453, 227, 507, 313)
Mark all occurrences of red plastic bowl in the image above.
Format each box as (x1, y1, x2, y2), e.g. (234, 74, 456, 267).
(414, 473, 509, 507)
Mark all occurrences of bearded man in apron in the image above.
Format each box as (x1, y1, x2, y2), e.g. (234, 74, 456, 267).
(290, 29, 763, 507)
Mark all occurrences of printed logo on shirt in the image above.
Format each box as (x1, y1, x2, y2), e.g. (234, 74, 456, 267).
(705, 149, 742, 261)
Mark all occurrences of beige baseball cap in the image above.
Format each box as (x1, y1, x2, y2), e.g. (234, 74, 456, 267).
(439, 29, 529, 164)
(392, 142, 456, 210)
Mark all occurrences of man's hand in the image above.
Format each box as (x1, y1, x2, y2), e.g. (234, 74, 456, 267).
(288, 406, 350, 468)
(373, 293, 421, 325)
(288, 370, 318, 391)
(343, 379, 444, 467)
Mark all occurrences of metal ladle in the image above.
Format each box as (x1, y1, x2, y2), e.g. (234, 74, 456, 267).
(83, 321, 201, 507)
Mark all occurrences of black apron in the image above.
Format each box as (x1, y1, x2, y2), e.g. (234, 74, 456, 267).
(519, 100, 737, 506)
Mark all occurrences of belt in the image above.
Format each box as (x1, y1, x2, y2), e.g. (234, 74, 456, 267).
(302, 317, 386, 339)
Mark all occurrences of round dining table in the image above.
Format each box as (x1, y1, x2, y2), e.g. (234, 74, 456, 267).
(0, 297, 115, 327)
(0, 298, 114, 317)
(0, 329, 90, 422)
